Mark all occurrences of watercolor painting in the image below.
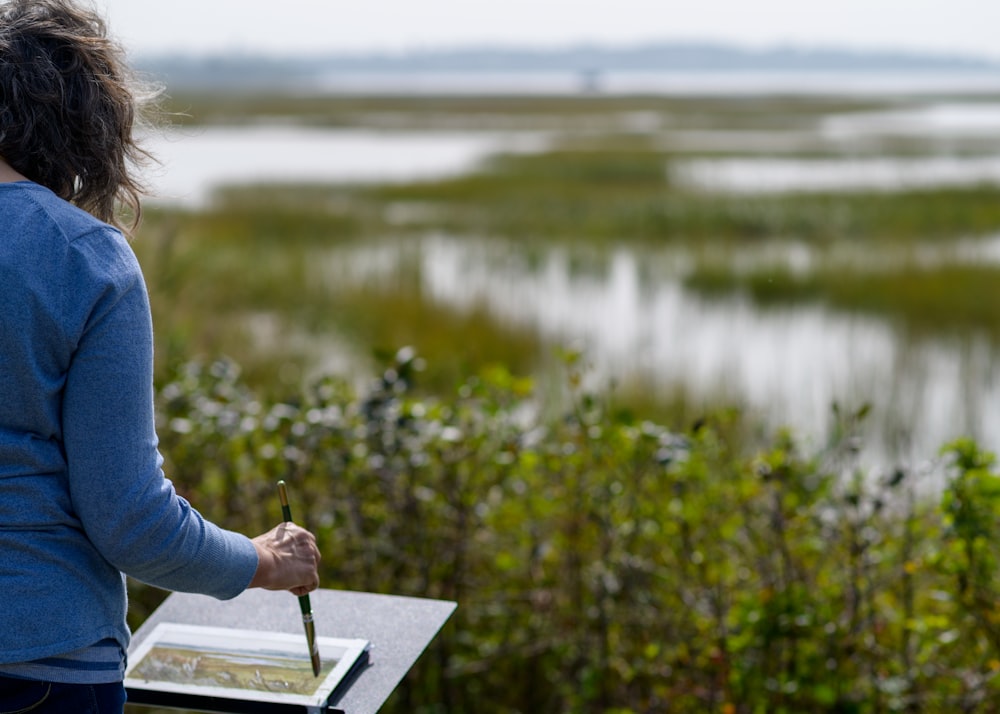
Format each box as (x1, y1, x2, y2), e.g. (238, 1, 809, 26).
(125, 624, 369, 708)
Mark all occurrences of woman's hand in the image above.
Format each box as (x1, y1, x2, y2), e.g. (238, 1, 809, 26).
(248, 522, 321, 596)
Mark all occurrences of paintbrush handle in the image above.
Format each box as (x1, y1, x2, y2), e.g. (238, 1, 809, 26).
(277, 480, 322, 676)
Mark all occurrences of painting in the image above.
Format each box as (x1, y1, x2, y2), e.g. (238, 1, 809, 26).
(125, 623, 369, 711)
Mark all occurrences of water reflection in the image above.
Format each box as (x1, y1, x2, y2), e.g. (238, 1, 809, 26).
(333, 234, 1000, 464)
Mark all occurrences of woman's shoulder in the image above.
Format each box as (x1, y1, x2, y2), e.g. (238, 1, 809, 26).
(0, 181, 121, 244)
(1, 181, 139, 300)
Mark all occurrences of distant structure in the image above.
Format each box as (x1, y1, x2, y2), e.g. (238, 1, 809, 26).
(578, 68, 602, 93)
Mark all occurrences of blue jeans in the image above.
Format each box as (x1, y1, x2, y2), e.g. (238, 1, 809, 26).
(0, 676, 126, 714)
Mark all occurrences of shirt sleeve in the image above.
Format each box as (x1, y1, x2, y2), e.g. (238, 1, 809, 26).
(59, 227, 258, 600)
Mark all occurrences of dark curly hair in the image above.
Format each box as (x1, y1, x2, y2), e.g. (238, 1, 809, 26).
(0, 0, 154, 233)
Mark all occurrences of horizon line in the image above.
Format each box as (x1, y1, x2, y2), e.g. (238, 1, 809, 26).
(131, 38, 1000, 67)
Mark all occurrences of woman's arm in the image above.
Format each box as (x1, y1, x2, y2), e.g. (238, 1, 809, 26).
(61, 228, 317, 598)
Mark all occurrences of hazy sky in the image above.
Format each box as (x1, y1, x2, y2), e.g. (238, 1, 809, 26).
(94, 0, 1000, 61)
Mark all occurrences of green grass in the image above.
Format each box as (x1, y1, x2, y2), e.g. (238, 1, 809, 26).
(134, 201, 550, 397)
(687, 262, 1000, 337)
(318, 278, 547, 393)
(158, 91, 886, 130)
(367, 143, 1000, 245)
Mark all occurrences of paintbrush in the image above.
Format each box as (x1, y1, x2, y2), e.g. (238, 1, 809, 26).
(278, 480, 322, 677)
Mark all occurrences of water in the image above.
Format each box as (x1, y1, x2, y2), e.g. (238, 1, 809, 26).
(142, 125, 548, 207)
(144, 93, 1000, 464)
(143, 101, 1000, 205)
(674, 155, 1000, 193)
(330, 233, 1000, 465)
(674, 101, 1000, 192)
(820, 102, 1000, 138)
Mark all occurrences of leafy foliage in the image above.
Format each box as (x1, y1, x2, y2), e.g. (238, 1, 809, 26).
(127, 353, 1000, 714)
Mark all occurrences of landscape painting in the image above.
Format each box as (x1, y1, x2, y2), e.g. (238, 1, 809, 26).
(125, 624, 369, 709)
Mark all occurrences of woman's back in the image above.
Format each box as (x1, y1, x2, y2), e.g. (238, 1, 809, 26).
(0, 180, 153, 664)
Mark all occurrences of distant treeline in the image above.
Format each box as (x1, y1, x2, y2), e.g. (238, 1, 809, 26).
(137, 40, 999, 91)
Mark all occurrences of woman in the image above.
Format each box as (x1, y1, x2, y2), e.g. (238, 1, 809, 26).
(0, 1, 321, 712)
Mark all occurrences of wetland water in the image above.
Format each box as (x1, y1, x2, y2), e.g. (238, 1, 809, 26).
(673, 102, 1000, 193)
(329, 233, 1000, 466)
(144, 95, 1000, 465)
(144, 126, 548, 207)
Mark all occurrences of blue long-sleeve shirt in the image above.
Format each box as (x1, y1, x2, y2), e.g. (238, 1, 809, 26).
(0, 181, 258, 669)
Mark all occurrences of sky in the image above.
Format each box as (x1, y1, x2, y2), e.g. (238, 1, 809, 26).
(94, 0, 1000, 62)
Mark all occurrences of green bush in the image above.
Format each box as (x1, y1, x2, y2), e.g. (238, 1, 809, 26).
(128, 352, 1000, 713)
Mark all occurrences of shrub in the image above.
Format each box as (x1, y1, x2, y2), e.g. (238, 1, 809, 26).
(128, 352, 1000, 713)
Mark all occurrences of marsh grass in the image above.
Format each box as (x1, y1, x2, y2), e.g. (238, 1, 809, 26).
(687, 262, 1000, 338)
(135, 138, 1000, 414)
(318, 279, 547, 392)
(159, 92, 883, 132)
(135, 199, 549, 396)
(136, 204, 357, 390)
(370, 148, 1000, 245)
(134, 92, 1000, 421)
